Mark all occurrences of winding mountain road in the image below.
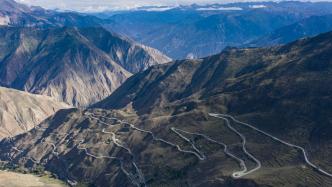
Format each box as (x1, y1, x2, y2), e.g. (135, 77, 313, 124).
(207, 114, 261, 178)
(86, 112, 260, 179)
(5, 111, 331, 187)
(82, 115, 146, 187)
(86, 113, 206, 161)
(170, 127, 248, 177)
(209, 113, 332, 178)
(170, 127, 206, 160)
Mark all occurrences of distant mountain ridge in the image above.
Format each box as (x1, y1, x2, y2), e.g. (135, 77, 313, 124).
(0, 0, 102, 27)
(103, 1, 332, 59)
(250, 14, 332, 47)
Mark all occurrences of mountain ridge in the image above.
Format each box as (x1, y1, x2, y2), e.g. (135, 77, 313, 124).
(250, 14, 332, 47)
(0, 26, 170, 107)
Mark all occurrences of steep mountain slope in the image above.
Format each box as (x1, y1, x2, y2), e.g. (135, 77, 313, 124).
(0, 26, 170, 107)
(0, 86, 69, 139)
(251, 15, 332, 46)
(78, 27, 171, 73)
(96, 30, 332, 143)
(1, 31, 332, 186)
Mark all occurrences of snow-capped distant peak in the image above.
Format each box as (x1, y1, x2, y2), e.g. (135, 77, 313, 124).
(135, 6, 177, 12)
(249, 5, 267, 9)
(0, 15, 10, 25)
(197, 6, 243, 11)
(144, 7, 175, 12)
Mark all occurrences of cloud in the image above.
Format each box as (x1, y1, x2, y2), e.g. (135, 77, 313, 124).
(14, 0, 332, 12)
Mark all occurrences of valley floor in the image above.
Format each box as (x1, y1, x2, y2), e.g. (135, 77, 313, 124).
(0, 170, 66, 187)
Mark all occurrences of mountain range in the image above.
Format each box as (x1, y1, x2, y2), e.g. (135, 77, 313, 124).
(103, 1, 332, 59)
(0, 0, 332, 186)
(1, 30, 332, 186)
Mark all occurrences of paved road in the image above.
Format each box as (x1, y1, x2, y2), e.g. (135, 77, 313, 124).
(88, 112, 260, 179)
(208, 114, 262, 178)
(85, 114, 146, 187)
(87, 113, 206, 161)
(209, 113, 332, 178)
(170, 127, 248, 176)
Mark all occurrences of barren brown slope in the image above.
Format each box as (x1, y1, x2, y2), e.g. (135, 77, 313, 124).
(0, 86, 69, 139)
(0, 26, 170, 107)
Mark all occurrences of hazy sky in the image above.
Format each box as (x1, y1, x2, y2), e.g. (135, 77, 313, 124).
(16, 0, 327, 12)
